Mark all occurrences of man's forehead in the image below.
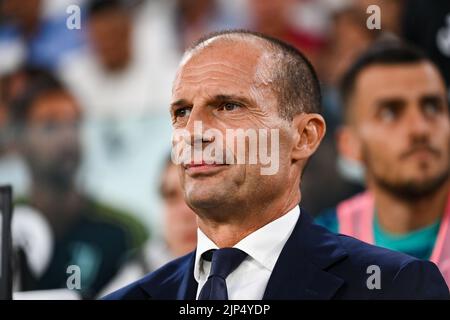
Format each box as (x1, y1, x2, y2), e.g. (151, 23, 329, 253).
(30, 93, 80, 122)
(353, 62, 446, 103)
(183, 43, 263, 75)
(181, 35, 268, 68)
(173, 38, 276, 95)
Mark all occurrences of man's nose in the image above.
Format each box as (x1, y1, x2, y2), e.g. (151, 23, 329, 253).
(183, 107, 214, 146)
(182, 129, 204, 146)
(406, 106, 432, 138)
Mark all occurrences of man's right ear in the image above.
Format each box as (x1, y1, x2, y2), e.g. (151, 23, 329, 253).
(336, 126, 363, 163)
(290, 113, 326, 162)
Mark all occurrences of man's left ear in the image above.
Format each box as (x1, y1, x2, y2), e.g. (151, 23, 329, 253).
(291, 113, 326, 161)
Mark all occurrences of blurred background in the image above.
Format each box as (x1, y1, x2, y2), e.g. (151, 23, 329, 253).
(0, 0, 449, 299)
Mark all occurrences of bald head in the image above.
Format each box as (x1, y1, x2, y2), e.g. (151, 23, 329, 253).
(178, 30, 322, 120)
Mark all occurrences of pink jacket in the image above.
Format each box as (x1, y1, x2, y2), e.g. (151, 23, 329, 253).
(337, 191, 450, 288)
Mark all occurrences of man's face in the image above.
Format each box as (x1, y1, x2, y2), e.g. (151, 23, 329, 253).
(22, 92, 81, 187)
(89, 9, 132, 70)
(161, 164, 197, 256)
(350, 62, 449, 198)
(170, 39, 294, 218)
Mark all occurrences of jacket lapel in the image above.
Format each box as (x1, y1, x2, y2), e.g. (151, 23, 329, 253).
(176, 252, 198, 300)
(139, 251, 198, 299)
(263, 210, 348, 300)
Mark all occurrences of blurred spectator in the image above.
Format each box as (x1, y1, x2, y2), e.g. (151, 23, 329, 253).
(59, 0, 178, 118)
(0, 69, 42, 198)
(8, 70, 148, 298)
(57, 0, 179, 230)
(87, 0, 131, 72)
(315, 40, 450, 286)
(0, 0, 84, 73)
(1, 67, 84, 199)
(99, 156, 197, 297)
(158, 158, 197, 257)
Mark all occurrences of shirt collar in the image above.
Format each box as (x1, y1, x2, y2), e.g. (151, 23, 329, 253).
(193, 206, 300, 283)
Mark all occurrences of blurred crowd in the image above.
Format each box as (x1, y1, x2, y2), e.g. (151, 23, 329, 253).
(0, 0, 449, 298)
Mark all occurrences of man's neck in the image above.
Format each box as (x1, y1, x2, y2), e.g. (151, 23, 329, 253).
(372, 182, 449, 235)
(197, 189, 300, 248)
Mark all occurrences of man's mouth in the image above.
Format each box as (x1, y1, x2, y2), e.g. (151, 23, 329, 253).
(401, 146, 440, 160)
(183, 161, 229, 175)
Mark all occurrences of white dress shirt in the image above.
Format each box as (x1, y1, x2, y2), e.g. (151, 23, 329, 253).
(194, 206, 300, 300)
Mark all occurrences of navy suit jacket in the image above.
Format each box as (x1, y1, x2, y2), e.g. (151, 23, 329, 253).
(104, 211, 450, 300)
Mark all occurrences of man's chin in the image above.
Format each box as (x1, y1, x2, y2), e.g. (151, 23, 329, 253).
(376, 171, 449, 200)
(185, 186, 230, 211)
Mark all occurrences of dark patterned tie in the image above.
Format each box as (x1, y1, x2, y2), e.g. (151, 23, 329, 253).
(198, 248, 248, 300)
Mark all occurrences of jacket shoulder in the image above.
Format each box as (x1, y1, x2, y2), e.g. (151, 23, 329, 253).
(330, 232, 449, 299)
(102, 252, 194, 300)
(337, 232, 417, 268)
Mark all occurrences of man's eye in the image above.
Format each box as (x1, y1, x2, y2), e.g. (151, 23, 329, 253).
(379, 107, 398, 122)
(219, 102, 241, 112)
(423, 101, 442, 117)
(174, 107, 191, 118)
